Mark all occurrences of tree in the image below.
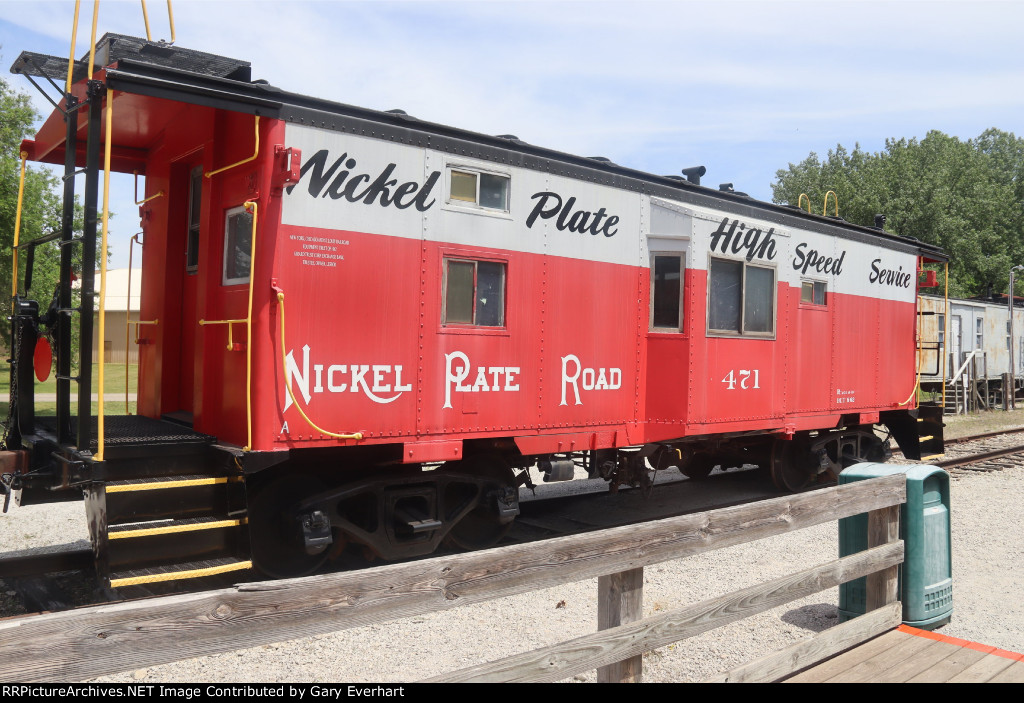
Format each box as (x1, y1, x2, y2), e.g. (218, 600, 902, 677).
(772, 129, 1024, 298)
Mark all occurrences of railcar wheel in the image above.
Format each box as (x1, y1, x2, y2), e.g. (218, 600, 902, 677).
(770, 437, 815, 492)
(248, 473, 331, 579)
(441, 455, 516, 551)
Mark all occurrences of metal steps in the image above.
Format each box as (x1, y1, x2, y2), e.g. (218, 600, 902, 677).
(104, 474, 245, 523)
(85, 432, 252, 590)
(107, 516, 249, 571)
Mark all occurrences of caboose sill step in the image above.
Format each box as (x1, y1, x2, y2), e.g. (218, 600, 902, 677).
(108, 557, 253, 588)
(107, 516, 248, 539)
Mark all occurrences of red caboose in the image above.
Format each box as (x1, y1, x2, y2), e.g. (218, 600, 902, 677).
(2, 36, 944, 585)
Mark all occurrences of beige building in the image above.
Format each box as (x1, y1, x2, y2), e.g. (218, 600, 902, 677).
(91, 269, 142, 364)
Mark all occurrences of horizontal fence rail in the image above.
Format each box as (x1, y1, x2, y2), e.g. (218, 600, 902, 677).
(0, 474, 906, 683)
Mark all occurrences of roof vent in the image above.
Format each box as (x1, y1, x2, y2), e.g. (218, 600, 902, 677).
(589, 156, 618, 166)
(681, 165, 706, 185)
(385, 109, 408, 115)
(719, 183, 750, 197)
(496, 134, 520, 141)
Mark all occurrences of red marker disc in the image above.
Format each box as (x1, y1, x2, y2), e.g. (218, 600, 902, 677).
(33, 337, 53, 383)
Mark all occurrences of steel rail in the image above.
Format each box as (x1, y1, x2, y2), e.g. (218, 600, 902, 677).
(0, 548, 93, 580)
(944, 426, 1024, 445)
(934, 443, 1024, 470)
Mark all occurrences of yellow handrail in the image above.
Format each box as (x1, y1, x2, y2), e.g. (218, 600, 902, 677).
(942, 261, 948, 411)
(797, 193, 811, 214)
(65, 0, 82, 93)
(127, 319, 158, 341)
(899, 264, 923, 407)
(10, 152, 27, 299)
(96, 86, 113, 461)
(823, 190, 838, 217)
(242, 200, 258, 450)
(198, 318, 247, 350)
(200, 200, 258, 448)
(206, 115, 259, 179)
(134, 171, 164, 204)
(277, 290, 363, 441)
(139, 0, 175, 43)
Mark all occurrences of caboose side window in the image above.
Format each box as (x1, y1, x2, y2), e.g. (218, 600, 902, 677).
(185, 166, 203, 272)
(447, 167, 510, 212)
(222, 206, 253, 285)
(800, 280, 827, 306)
(650, 253, 684, 330)
(708, 257, 775, 336)
(443, 258, 506, 327)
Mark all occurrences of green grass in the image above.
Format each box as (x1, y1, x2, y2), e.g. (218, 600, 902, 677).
(0, 363, 139, 418)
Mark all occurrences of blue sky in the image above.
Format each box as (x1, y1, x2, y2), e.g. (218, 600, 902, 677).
(0, 0, 1021, 268)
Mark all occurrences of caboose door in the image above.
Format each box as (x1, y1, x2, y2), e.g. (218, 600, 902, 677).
(176, 164, 204, 415)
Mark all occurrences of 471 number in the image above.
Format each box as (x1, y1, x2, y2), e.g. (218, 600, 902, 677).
(722, 369, 761, 390)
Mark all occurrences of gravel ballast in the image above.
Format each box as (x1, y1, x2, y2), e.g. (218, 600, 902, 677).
(1, 459, 1021, 682)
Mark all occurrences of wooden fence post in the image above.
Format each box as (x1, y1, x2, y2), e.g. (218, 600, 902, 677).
(865, 504, 900, 611)
(597, 567, 644, 682)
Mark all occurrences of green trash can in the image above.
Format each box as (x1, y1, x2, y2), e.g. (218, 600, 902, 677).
(838, 463, 953, 629)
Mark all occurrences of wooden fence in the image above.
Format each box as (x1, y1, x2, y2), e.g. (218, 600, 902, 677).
(0, 474, 906, 683)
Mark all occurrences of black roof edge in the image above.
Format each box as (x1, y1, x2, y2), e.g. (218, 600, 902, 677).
(96, 48, 945, 260)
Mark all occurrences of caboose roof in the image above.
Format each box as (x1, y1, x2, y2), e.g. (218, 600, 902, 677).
(12, 35, 946, 262)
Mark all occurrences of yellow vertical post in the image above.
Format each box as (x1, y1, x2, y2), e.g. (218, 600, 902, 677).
(87, 0, 100, 79)
(11, 152, 27, 299)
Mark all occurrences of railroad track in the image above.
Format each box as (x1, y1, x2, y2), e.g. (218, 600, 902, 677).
(5, 428, 1024, 616)
(895, 425, 1024, 473)
(935, 442, 1024, 472)
(0, 466, 783, 615)
(944, 426, 1024, 445)
(0, 548, 96, 614)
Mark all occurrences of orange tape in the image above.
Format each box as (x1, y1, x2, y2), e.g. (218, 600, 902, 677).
(897, 624, 1022, 658)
